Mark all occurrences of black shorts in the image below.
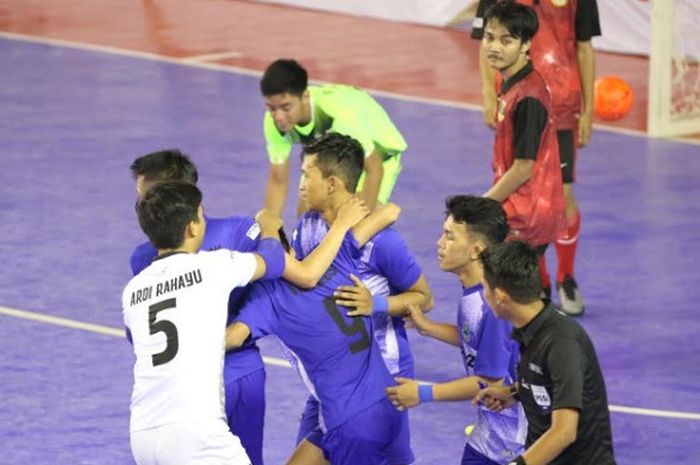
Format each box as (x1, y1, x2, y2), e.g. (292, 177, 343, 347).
(557, 129, 576, 184)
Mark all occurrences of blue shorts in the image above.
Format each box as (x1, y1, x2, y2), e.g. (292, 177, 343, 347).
(225, 368, 266, 465)
(461, 443, 501, 465)
(319, 398, 405, 465)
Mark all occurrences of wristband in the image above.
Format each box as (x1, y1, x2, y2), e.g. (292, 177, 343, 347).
(418, 384, 434, 403)
(256, 237, 285, 280)
(372, 295, 389, 315)
(507, 456, 526, 465)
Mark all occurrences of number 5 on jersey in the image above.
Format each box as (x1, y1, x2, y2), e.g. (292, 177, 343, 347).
(149, 298, 179, 366)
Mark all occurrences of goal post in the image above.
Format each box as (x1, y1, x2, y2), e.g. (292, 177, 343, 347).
(648, 0, 700, 137)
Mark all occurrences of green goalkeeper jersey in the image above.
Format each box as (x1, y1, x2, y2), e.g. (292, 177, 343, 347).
(263, 85, 407, 165)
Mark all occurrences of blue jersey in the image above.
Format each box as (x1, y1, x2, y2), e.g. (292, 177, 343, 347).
(458, 284, 526, 464)
(291, 212, 421, 376)
(130, 215, 264, 379)
(237, 235, 394, 432)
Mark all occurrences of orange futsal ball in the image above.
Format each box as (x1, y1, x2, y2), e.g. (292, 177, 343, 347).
(594, 76, 633, 121)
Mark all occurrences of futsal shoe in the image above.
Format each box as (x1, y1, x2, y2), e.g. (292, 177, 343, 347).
(557, 275, 585, 316)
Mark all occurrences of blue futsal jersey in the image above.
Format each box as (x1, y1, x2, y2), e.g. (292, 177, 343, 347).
(292, 211, 421, 377)
(130, 215, 264, 378)
(459, 284, 526, 464)
(237, 236, 394, 432)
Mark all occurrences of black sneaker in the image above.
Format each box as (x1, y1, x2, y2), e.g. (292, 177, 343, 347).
(557, 275, 584, 316)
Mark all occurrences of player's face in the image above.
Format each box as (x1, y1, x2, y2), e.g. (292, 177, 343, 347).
(265, 92, 308, 133)
(483, 19, 530, 76)
(437, 215, 475, 274)
(299, 154, 329, 211)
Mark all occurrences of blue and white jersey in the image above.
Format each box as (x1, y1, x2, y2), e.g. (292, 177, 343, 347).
(130, 215, 264, 379)
(458, 284, 527, 464)
(237, 235, 394, 432)
(292, 212, 421, 377)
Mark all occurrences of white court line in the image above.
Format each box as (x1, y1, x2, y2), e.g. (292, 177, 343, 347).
(1, 31, 699, 146)
(2, 304, 700, 421)
(182, 51, 243, 63)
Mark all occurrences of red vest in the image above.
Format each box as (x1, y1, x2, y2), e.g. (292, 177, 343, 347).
(520, 0, 581, 128)
(493, 66, 566, 246)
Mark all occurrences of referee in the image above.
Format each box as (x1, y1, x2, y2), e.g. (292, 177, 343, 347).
(474, 241, 616, 465)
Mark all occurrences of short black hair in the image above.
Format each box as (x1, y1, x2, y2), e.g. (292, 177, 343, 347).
(484, 0, 539, 43)
(479, 241, 541, 304)
(302, 133, 364, 192)
(137, 181, 202, 250)
(130, 149, 198, 185)
(445, 195, 509, 246)
(260, 59, 308, 97)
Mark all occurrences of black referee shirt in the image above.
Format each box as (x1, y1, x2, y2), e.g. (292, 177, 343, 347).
(512, 303, 616, 465)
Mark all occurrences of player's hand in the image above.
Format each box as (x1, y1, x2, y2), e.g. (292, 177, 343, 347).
(334, 274, 373, 316)
(471, 384, 515, 412)
(483, 93, 498, 129)
(577, 110, 593, 147)
(374, 202, 401, 223)
(335, 196, 370, 230)
(255, 209, 283, 237)
(385, 377, 420, 411)
(403, 304, 432, 336)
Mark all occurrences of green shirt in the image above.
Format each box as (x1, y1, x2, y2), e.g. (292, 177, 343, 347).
(263, 85, 407, 164)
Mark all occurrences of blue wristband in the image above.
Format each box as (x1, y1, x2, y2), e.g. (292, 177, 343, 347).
(372, 295, 388, 315)
(418, 384, 434, 403)
(256, 237, 285, 280)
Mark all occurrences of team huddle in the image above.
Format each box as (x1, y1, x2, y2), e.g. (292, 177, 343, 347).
(122, 2, 616, 465)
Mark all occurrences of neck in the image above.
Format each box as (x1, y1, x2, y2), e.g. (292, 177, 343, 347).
(501, 57, 529, 80)
(321, 191, 353, 224)
(510, 299, 546, 328)
(298, 98, 312, 126)
(457, 262, 483, 288)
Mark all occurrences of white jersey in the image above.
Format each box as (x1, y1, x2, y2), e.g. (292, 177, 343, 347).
(122, 249, 257, 433)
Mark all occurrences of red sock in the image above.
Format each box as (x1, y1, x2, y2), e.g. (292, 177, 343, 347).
(555, 210, 581, 283)
(539, 252, 551, 293)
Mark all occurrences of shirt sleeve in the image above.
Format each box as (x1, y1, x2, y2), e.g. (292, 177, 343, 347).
(371, 230, 422, 292)
(512, 97, 548, 160)
(473, 308, 516, 379)
(225, 216, 260, 252)
(263, 112, 293, 164)
(547, 336, 585, 410)
(217, 249, 258, 289)
(470, 0, 496, 40)
(130, 242, 157, 275)
(236, 282, 279, 340)
(575, 0, 602, 41)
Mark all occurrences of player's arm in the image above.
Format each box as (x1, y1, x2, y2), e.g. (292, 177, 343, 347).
(359, 150, 384, 211)
(404, 304, 460, 346)
(471, 0, 498, 128)
(249, 210, 286, 282)
(479, 41, 499, 129)
(262, 114, 294, 217)
(283, 197, 369, 288)
(576, 40, 595, 147)
(519, 408, 579, 465)
(387, 375, 503, 410)
(484, 96, 546, 202)
(350, 202, 401, 246)
(264, 159, 291, 217)
(225, 321, 252, 350)
(336, 273, 433, 317)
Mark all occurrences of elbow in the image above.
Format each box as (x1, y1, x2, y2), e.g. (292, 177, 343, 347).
(422, 294, 435, 313)
(296, 277, 318, 289)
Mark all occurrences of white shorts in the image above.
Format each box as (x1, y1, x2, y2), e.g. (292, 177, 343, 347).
(130, 420, 251, 465)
